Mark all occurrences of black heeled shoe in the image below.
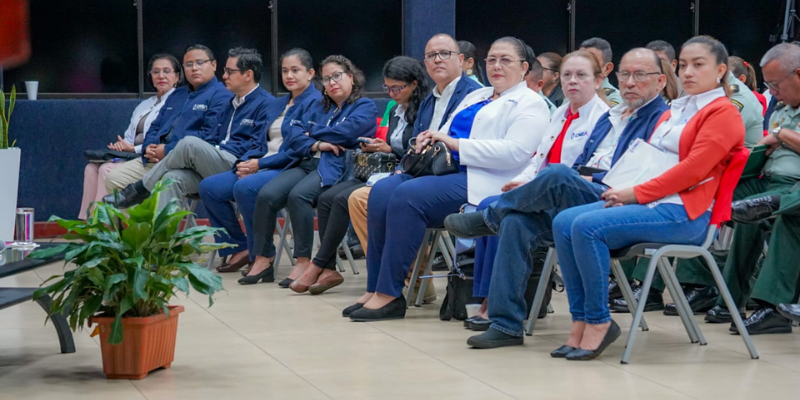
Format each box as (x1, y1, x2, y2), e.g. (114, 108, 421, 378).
(566, 320, 621, 361)
(550, 345, 576, 358)
(238, 264, 275, 285)
(342, 303, 364, 317)
(278, 278, 293, 288)
(349, 296, 406, 322)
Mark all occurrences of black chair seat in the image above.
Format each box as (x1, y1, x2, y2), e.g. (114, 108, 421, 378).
(610, 243, 667, 260)
(186, 193, 202, 201)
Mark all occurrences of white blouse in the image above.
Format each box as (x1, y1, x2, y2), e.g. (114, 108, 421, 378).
(123, 87, 175, 154)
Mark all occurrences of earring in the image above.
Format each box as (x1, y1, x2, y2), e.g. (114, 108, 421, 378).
(466, 68, 473, 75)
(323, 90, 327, 96)
(716, 77, 721, 84)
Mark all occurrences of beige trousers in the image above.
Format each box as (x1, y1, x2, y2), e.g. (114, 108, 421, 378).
(104, 159, 154, 193)
(347, 186, 372, 255)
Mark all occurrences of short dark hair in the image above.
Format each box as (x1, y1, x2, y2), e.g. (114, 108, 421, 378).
(184, 44, 215, 61)
(383, 56, 432, 125)
(529, 58, 545, 82)
(646, 40, 676, 62)
(228, 47, 263, 82)
(580, 37, 613, 64)
(147, 53, 183, 87)
(320, 55, 365, 112)
(538, 52, 562, 71)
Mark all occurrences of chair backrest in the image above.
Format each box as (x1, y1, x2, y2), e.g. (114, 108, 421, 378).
(709, 147, 750, 225)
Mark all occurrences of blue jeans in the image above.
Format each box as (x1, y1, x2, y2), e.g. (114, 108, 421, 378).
(484, 165, 607, 337)
(366, 172, 467, 297)
(199, 169, 281, 259)
(552, 201, 710, 324)
(473, 195, 500, 298)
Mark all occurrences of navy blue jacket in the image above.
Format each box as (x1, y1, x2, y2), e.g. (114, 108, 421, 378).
(211, 86, 275, 158)
(284, 97, 378, 186)
(414, 73, 483, 136)
(142, 77, 233, 162)
(573, 96, 669, 183)
(237, 84, 322, 169)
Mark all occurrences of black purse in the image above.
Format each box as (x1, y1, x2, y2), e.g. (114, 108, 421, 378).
(353, 150, 397, 182)
(400, 138, 460, 177)
(84, 149, 140, 163)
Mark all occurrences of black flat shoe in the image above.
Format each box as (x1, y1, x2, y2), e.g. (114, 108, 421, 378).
(566, 320, 621, 361)
(610, 284, 664, 313)
(278, 278, 293, 288)
(349, 296, 406, 322)
(550, 345, 576, 358)
(467, 327, 523, 349)
(468, 318, 492, 331)
(444, 211, 495, 239)
(342, 303, 364, 317)
(731, 195, 781, 224)
(238, 265, 275, 285)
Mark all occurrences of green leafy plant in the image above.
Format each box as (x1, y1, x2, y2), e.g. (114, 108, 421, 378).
(0, 85, 17, 149)
(29, 180, 231, 344)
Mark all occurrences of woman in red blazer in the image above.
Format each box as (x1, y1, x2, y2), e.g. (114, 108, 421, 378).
(549, 36, 746, 361)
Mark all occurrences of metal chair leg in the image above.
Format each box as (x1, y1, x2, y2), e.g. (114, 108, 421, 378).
(406, 229, 432, 307)
(657, 257, 702, 344)
(620, 256, 660, 364)
(34, 294, 75, 354)
(525, 247, 556, 335)
(340, 237, 359, 274)
(274, 211, 290, 270)
(610, 260, 648, 331)
(416, 231, 444, 306)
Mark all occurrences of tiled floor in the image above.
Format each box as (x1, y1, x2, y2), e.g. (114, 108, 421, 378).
(2, 253, 799, 400)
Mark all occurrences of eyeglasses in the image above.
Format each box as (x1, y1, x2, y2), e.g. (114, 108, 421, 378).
(560, 71, 593, 82)
(382, 84, 408, 96)
(542, 67, 558, 73)
(485, 57, 523, 67)
(764, 72, 794, 91)
(616, 71, 661, 83)
(150, 68, 174, 76)
(424, 50, 457, 63)
(322, 71, 345, 86)
(224, 68, 243, 75)
(183, 59, 212, 69)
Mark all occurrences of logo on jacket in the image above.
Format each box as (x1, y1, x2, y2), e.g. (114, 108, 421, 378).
(240, 119, 255, 127)
(192, 104, 208, 111)
(569, 131, 588, 140)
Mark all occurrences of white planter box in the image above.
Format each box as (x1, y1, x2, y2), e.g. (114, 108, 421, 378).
(0, 148, 21, 242)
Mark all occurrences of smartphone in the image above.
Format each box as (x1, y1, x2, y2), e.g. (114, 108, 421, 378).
(577, 165, 607, 176)
(357, 138, 372, 144)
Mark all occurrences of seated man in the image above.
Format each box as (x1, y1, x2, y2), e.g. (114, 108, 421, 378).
(105, 47, 274, 208)
(646, 39, 683, 97)
(104, 44, 232, 195)
(523, 47, 558, 115)
(580, 37, 622, 106)
(445, 48, 669, 348)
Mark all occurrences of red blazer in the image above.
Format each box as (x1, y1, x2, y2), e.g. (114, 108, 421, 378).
(634, 97, 746, 220)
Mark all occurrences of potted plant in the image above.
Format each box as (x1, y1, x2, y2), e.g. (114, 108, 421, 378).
(30, 180, 230, 379)
(0, 85, 19, 242)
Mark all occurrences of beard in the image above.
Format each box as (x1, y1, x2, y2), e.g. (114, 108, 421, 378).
(624, 95, 646, 110)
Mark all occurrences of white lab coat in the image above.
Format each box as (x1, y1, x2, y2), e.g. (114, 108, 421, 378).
(512, 94, 609, 182)
(439, 81, 551, 204)
(122, 88, 175, 154)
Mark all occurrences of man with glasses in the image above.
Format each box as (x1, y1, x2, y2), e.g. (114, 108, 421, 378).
(580, 37, 623, 106)
(444, 49, 669, 347)
(105, 44, 232, 196)
(105, 47, 274, 209)
(538, 52, 564, 107)
(524, 50, 558, 116)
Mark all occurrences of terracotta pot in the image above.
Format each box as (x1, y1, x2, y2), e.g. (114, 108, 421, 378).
(91, 305, 184, 379)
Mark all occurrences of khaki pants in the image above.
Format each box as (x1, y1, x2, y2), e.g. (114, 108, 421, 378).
(104, 159, 154, 193)
(347, 186, 372, 255)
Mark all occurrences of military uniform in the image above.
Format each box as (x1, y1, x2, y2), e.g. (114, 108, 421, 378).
(727, 73, 765, 147)
(538, 91, 558, 116)
(601, 77, 622, 106)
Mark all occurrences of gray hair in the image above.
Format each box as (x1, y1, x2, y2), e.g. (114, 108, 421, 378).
(580, 37, 613, 64)
(760, 43, 800, 73)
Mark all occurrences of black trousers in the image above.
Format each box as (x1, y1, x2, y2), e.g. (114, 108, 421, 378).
(312, 179, 366, 270)
(252, 158, 327, 259)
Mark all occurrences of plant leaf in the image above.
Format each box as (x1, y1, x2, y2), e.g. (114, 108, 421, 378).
(171, 276, 190, 295)
(132, 268, 149, 303)
(27, 244, 70, 259)
(108, 297, 132, 345)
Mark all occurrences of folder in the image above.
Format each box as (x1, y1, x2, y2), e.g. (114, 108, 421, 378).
(740, 145, 768, 180)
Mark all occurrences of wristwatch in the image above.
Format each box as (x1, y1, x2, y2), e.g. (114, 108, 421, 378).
(772, 127, 783, 142)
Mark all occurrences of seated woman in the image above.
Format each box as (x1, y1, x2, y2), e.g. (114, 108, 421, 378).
(467, 49, 611, 331)
(78, 54, 180, 219)
(550, 35, 745, 360)
(729, 56, 768, 117)
(458, 40, 485, 87)
(240, 55, 377, 285)
(198, 48, 321, 273)
(345, 37, 551, 321)
(289, 56, 431, 294)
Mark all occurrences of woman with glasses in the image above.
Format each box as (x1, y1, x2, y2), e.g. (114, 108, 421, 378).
(239, 55, 377, 285)
(344, 37, 551, 321)
(288, 56, 431, 294)
(78, 53, 180, 219)
(550, 35, 745, 360)
(197, 48, 321, 275)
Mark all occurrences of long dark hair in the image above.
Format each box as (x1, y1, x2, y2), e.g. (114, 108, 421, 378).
(320, 55, 365, 112)
(382, 56, 431, 125)
(458, 40, 485, 85)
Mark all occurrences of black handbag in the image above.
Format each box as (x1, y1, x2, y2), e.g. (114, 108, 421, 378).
(83, 149, 140, 163)
(400, 138, 460, 177)
(352, 150, 397, 182)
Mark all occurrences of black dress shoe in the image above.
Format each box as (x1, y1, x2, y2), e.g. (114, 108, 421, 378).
(342, 303, 364, 317)
(103, 181, 151, 208)
(777, 303, 800, 323)
(349, 296, 406, 322)
(609, 283, 664, 313)
(731, 195, 781, 224)
(237, 265, 275, 285)
(730, 306, 792, 335)
(550, 345, 576, 358)
(444, 211, 495, 239)
(566, 320, 621, 361)
(608, 278, 623, 300)
(704, 305, 745, 323)
(467, 327, 524, 349)
(468, 318, 492, 331)
(663, 285, 718, 316)
(278, 278, 293, 288)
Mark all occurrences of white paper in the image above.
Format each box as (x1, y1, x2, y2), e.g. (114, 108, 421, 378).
(602, 139, 676, 189)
